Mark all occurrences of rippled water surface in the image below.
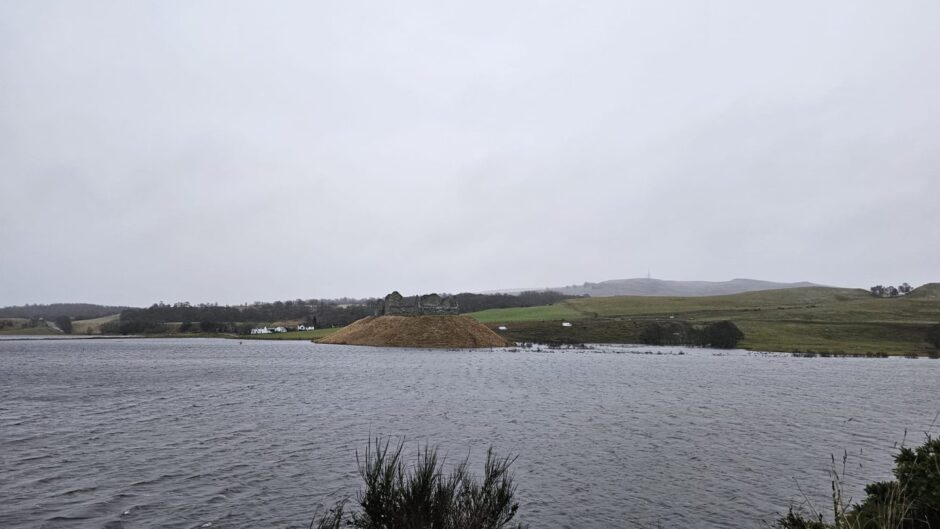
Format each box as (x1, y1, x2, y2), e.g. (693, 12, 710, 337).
(1, 338, 938, 529)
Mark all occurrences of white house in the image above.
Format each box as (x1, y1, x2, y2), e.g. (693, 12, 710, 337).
(297, 324, 315, 331)
(250, 327, 272, 335)
(561, 322, 573, 327)
(274, 326, 288, 333)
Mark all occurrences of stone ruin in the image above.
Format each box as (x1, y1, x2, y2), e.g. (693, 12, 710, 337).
(375, 291, 459, 316)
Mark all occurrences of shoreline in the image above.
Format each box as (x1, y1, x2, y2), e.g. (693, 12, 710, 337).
(3, 333, 939, 357)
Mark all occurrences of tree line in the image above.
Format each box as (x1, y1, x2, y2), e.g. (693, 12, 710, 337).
(453, 291, 581, 313)
(870, 283, 913, 297)
(0, 303, 132, 320)
(105, 291, 581, 335)
(108, 299, 378, 335)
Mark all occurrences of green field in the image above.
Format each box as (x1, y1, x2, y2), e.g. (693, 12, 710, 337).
(467, 285, 940, 355)
(71, 314, 120, 335)
(469, 304, 586, 323)
(0, 324, 60, 335)
(0, 318, 60, 335)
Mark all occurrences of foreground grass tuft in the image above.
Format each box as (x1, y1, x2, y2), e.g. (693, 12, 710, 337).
(312, 437, 526, 529)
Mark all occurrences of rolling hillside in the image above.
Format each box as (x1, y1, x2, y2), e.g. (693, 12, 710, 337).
(71, 314, 120, 335)
(468, 284, 940, 355)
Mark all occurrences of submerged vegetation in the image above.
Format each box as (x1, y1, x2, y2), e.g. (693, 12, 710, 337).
(312, 438, 526, 529)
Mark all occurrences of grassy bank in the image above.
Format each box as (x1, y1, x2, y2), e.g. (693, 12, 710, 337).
(240, 328, 340, 340)
(468, 284, 940, 355)
(0, 325, 60, 335)
(144, 328, 342, 340)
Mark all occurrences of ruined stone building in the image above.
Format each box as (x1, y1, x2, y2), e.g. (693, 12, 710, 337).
(375, 291, 459, 316)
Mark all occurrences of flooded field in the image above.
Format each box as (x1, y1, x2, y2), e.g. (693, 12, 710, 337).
(1, 338, 937, 528)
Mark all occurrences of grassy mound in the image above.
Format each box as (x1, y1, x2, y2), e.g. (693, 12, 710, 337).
(317, 315, 510, 348)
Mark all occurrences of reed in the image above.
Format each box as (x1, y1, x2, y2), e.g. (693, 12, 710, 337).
(777, 435, 939, 529)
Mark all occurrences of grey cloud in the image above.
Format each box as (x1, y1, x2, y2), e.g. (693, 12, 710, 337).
(1, 0, 938, 306)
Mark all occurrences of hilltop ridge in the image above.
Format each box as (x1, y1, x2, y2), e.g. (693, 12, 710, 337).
(906, 282, 940, 299)
(487, 278, 821, 298)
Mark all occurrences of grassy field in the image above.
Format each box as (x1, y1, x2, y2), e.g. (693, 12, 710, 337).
(467, 284, 940, 355)
(0, 318, 29, 334)
(71, 314, 120, 335)
(0, 324, 60, 335)
(0, 318, 61, 335)
(469, 303, 587, 323)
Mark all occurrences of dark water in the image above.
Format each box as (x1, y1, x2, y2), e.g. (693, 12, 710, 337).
(1, 338, 937, 529)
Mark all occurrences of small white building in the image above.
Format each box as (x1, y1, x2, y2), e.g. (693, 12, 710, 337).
(561, 322, 573, 327)
(297, 324, 315, 331)
(497, 325, 508, 331)
(274, 326, 288, 333)
(250, 327, 272, 335)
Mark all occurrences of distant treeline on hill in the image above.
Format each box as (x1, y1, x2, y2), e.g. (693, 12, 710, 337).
(114, 299, 376, 334)
(453, 291, 580, 313)
(0, 303, 133, 320)
(110, 291, 579, 335)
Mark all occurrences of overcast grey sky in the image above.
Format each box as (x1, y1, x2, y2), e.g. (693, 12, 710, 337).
(1, 1, 938, 307)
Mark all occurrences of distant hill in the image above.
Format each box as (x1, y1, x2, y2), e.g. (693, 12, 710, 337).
(489, 278, 822, 298)
(905, 282, 940, 300)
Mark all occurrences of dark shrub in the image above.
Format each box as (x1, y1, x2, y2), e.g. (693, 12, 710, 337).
(117, 319, 167, 334)
(638, 322, 669, 345)
(638, 320, 744, 348)
(100, 320, 122, 334)
(776, 508, 830, 529)
(777, 436, 940, 529)
(54, 315, 72, 334)
(890, 437, 940, 527)
(702, 321, 744, 349)
(638, 321, 692, 346)
(313, 438, 527, 529)
(927, 323, 940, 348)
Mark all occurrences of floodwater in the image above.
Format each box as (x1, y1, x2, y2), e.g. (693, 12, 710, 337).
(1, 338, 937, 529)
